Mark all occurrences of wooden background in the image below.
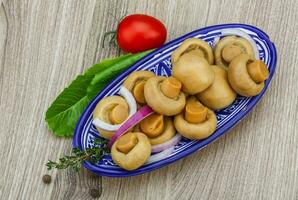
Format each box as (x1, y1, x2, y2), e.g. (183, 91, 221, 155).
(0, 0, 297, 199)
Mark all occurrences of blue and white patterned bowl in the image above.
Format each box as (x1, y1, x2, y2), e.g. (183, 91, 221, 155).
(73, 24, 277, 177)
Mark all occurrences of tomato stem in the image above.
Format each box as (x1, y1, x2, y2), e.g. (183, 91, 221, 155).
(102, 13, 127, 49)
(102, 31, 117, 48)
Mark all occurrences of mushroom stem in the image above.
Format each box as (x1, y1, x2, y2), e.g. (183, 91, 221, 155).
(185, 99, 208, 123)
(133, 81, 146, 104)
(247, 60, 269, 83)
(161, 77, 182, 99)
(116, 132, 138, 154)
(222, 44, 242, 63)
(109, 104, 129, 124)
(140, 113, 164, 138)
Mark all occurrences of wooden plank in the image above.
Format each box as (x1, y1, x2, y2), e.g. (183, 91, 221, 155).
(0, 0, 102, 199)
(0, 2, 7, 96)
(0, 0, 297, 199)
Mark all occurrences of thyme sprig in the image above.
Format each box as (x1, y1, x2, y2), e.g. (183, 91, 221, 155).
(46, 138, 109, 172)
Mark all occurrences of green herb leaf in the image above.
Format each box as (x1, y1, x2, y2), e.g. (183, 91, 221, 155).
(46, 138, 109, 172)
(45, 75, 92, 136)
(45, 51, 151, 137)
(84, 54, 132, 76)
(87, 50, 151, 99)
(46, 54, 133, 137)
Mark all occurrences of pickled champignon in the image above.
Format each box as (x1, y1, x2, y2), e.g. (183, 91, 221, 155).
(111, 132, 151, 170)
(123, 70, 155, 104)
(172, 53, 214, 94)
(144, 76, 186, 116)
(174, 97, 217, 139)
(228, 54, 269, 97)
(93, 96, 129, 139)
(172, 38, 214, 65)
(197, 65, 237, 110)
(139, 113, 176, 145)
(214, 36, 255, 69)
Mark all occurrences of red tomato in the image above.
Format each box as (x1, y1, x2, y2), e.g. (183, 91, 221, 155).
(117, 14, 167, 53)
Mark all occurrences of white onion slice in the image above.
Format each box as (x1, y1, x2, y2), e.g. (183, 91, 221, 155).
(146, 146, 175, 164)
(151, 134, 182, 153)
(213, 28, 260, 59)
(92, 86, 137, 132)
(108, 105, 154, 148)
(119, 86, 137, 117)
(93, 118, 122, 131)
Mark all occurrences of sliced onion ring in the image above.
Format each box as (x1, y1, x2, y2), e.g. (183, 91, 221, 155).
(92, 86, 137, 132)
(93, 118, 121, 132)
(213, 28, 260, 59)
(119, 86, 137, 117)
(151, 134, 182, 153)
(146, 146, 175, 164)
(108, 105, 154, 148)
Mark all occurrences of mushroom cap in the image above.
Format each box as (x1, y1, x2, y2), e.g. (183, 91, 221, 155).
(228, 54, 265, 97)
(93, 96, 129, 139)
(173, 53, 215, 94)
(111, 132, 151, 170)
(144, 76, 186, 116)
(147, 117, 176, 145)
(215, 36, 255, 69)
(172, 38, 214, 64)
(174, 97, 217, 139)
(197, 65, 237, 110)
(123, 70, 155, 104)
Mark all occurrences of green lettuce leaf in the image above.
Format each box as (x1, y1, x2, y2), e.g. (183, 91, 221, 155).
(45, 51, 150, 137)
(46, 75, 92, 137)
(87, 50, 151, 99)
(84, 54, 132, 76)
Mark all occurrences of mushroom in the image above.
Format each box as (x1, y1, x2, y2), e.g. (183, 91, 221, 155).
(172, 38, 214, 64)
(111, 132, 151, 170)
(139, 113, 176, 145)
(123, 70, 155, 104)
(93, 96, 129, 139)
(174, 97, 217, 140)
(197, 65, 237, 110)
(214, 36, 255, 69)
(172, 52, 214, 95)
(144, 76, 186, 116)
(228, 54, 269, 97)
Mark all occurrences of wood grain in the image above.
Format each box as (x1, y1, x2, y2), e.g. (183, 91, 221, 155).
(0, 0, 297, 199)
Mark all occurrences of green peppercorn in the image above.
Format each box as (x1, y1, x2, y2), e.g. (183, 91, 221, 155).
(42, 174, 52, 184)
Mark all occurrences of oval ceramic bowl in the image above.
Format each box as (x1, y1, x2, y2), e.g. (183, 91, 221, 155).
(73, 24, 277, 177)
